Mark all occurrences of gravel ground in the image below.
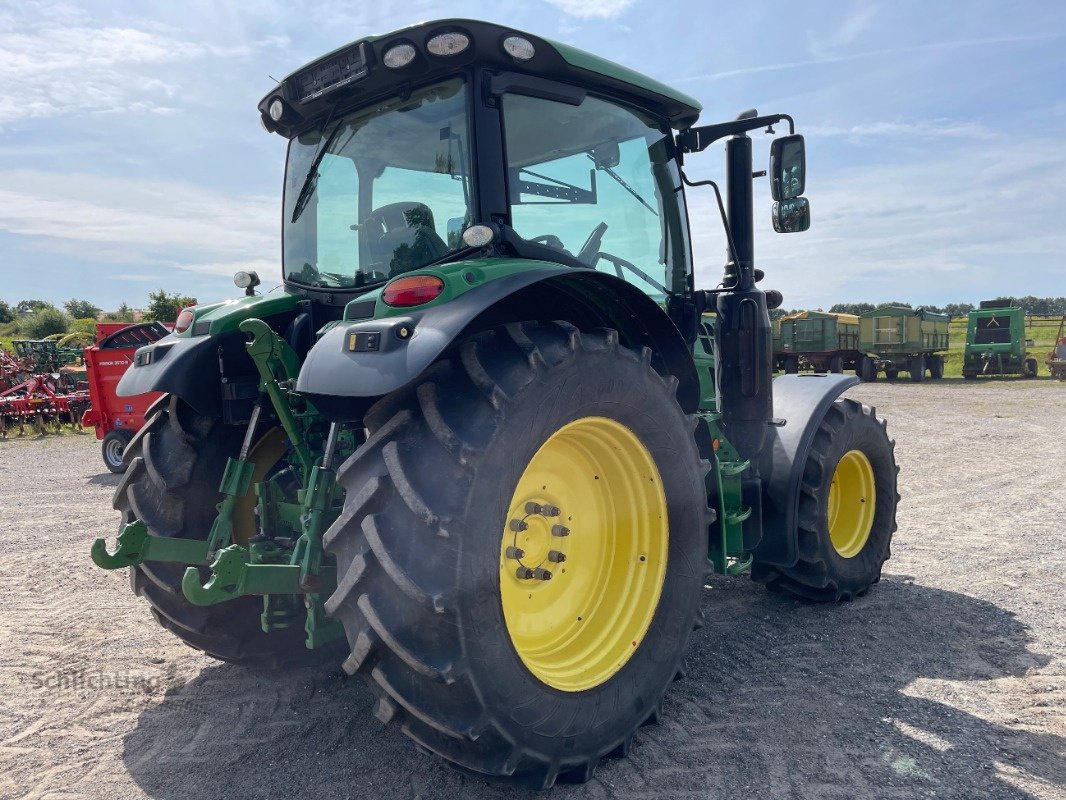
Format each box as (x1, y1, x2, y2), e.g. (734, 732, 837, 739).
(1, 380, 1063, 800)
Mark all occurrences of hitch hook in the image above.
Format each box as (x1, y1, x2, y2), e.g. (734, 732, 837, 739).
(181, 545, 249, 606)
(90, 521, 149, 569)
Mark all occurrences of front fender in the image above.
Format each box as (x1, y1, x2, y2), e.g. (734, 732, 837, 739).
(117, 334, 222, 417)
(754, 373, 860, 568)
(296, 266, 700, 412)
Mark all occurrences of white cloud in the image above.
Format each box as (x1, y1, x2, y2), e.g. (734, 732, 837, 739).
(0, 15, 280, 123)
(677, 32, 1060, 83)
(0, 170, 280, 283)
(543, 0, 636, 20)
(806, 119, 995, 140)
(686, 138, 1066, 308)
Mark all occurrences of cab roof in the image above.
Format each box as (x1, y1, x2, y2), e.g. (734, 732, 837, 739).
(259, 19, 702, 136)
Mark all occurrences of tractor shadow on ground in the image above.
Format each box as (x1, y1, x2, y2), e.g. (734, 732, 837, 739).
(86, 472, 122, 487)
(121, 578, 1063, 800)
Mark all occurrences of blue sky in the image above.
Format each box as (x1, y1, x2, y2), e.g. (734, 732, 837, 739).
(0, 0, 1063, 311)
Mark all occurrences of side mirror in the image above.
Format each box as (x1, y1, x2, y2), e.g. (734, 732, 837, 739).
(769, 134, 805, 201)
(773, 198, 810, 233)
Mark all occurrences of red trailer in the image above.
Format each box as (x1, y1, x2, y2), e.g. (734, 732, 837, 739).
(81, 322, 171, 472)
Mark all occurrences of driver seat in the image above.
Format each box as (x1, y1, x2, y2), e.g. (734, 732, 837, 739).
(364, 202, 448, 276)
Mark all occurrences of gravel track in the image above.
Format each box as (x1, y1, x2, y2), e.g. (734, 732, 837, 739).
(0, 380, 1063, 800)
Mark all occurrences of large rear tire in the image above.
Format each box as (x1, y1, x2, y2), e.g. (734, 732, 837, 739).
(323, 322, 710, 787)
(752, 398, 898, 601)
(113, 396, 334, 667)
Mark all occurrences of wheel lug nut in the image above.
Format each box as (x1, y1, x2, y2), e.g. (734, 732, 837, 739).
(551, 524, 570, 537)
(543, 505, 560, 517)
(505, 546, 525, 560)
(516, 567, 535, 580)
(532, 568, 553, 581)
(524, 502, 543, 515)
(509, 519, 528, 532)
(547, 550, 566, 563)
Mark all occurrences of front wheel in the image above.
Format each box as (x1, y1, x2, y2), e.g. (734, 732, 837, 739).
(752, 398, 898, 601)
(323, 322, 710, 787)
(101, 428, 133, 473)
(859, 356, 878, 382)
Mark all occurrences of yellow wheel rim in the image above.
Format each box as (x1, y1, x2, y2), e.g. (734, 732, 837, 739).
(827, 449, 876, 558)
(499, 416, 668, 692)
(231, 428, 288, 546)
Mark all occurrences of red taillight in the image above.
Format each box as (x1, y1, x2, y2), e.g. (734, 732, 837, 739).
(382, 275, 444, 307)
(174, 308, 194, 334)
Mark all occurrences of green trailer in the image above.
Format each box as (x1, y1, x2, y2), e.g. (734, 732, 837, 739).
(962, 302, 1038, 379)
(776, 310, 860, 374)
(857, 306, 948, 382)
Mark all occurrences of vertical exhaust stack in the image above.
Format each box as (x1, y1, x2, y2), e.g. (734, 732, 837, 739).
(715, 131, 774, 462)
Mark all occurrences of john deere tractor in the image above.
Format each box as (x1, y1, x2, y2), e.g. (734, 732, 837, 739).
(94, 20, 898, 787)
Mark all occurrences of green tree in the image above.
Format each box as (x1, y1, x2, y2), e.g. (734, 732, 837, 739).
(943, 303, 974, 317)
(829, 302, 876, 315)
(64, 298, 102, 319)
(144, 289, 197, 323)
(0, 300, 13, 324)
(103, 302, 136, 323)
(21, 307, 71, 338)
(16, 299, 54, 315)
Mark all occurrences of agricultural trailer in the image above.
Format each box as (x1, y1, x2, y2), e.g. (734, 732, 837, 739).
(80, 322, 171, 472)
(857, 305, 948, 381)
(91, 20, 899, 788)
(1049, 315, 1066, 380)
(777, 310, 860, 374)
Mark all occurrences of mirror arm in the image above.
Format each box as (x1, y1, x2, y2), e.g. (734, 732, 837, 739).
(679, 169, 742, 292)
(677, 113, 795, 154)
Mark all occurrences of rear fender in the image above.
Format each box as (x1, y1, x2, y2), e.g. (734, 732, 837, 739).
(297, 267, 700, 413)
(754, 373, 859, 568)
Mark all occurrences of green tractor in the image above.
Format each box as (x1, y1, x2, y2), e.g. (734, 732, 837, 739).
(93, 20, 899, 787)
(962, 301, 1039, 378)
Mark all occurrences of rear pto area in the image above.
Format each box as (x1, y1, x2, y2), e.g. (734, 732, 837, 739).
(0, 381, 1062, 799)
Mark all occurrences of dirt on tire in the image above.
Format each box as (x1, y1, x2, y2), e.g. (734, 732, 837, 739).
(0, 380, 1063, 800)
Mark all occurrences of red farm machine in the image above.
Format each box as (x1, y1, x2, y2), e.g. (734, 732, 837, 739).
(81, 322, 170, 471)
(1049, 315, 1066, 381)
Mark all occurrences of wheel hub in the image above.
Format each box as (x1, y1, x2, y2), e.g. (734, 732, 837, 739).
(498, 416, 668, 693)
(827, 449, 876, 558)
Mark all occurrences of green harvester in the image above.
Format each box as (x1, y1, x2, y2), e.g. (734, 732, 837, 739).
(962, 301, 1038, 379)
(91, 20, 899, 787)
(857, 305, 948, 382)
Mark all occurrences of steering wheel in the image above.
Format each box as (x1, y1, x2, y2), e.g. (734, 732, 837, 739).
(576, 221, 608, 265)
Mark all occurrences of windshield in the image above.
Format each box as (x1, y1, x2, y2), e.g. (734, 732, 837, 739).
(503, 91, 690, 298)
(283, 79, 472, 289)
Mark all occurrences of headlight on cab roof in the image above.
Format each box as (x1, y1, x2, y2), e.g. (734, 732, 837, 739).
(426, 32, 470, 57)
(502, 36, 535, 61)
(383, 42, 417, 69)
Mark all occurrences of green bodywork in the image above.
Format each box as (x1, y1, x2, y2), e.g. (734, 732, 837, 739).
(963, 305, 1031, 377)
(92, 270, 754, 643)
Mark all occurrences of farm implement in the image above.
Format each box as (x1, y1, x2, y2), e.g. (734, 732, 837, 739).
(962, 301, 1038, 379)
(0, 373, 89, 437)
(1049, 315, 1066, 380)
(90, 20, 899, 787)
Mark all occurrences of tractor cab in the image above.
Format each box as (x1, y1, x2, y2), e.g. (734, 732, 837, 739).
(261, 20, 703, 317)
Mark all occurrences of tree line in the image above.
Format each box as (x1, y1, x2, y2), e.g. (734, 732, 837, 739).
(825, 297, 1066, 318)
(0, 291, 196, 341)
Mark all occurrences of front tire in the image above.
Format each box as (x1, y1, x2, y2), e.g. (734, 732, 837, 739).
(753, 398, 898, 601)
(323, 322, 710, 787)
